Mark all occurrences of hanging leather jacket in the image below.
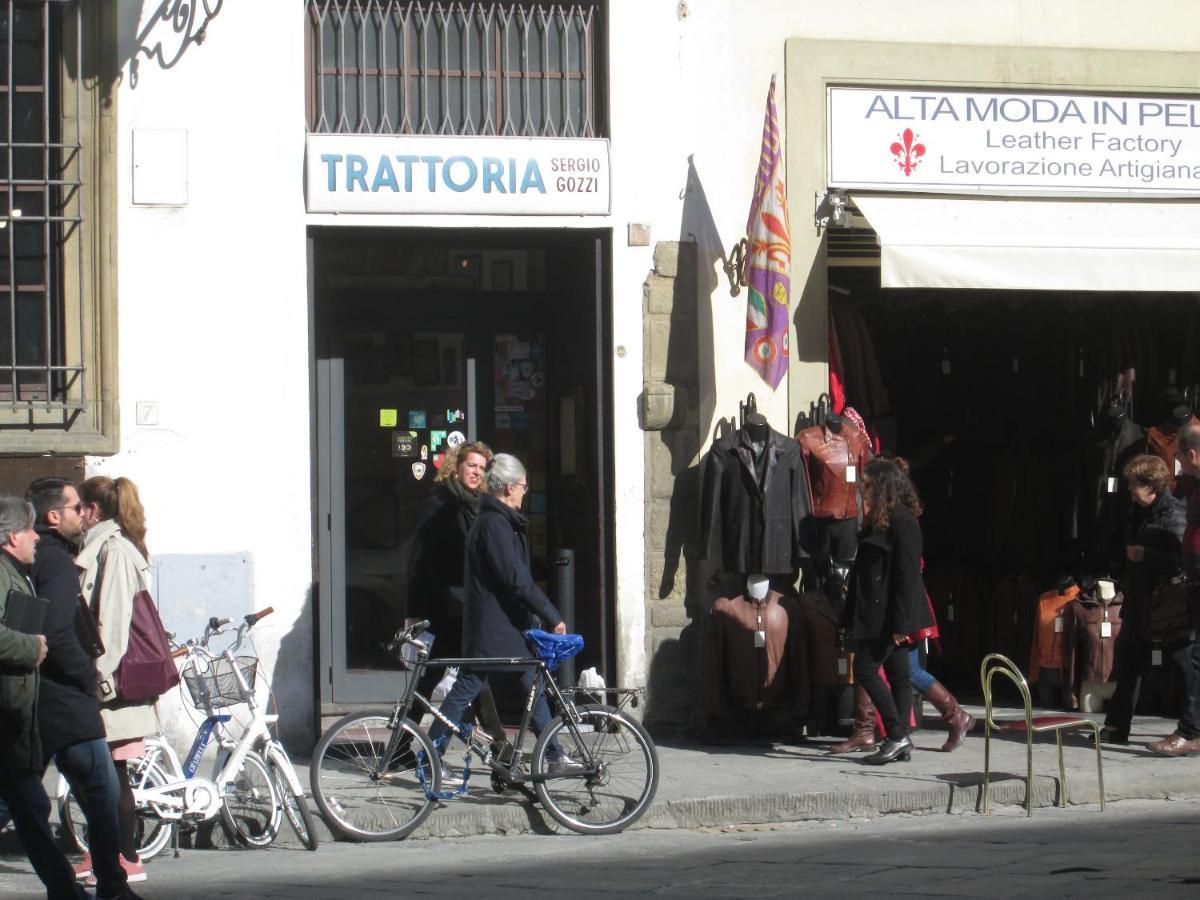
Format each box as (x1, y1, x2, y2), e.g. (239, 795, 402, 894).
(703, 590, 808, 714)
(796, 422, 873, 520)
(699, 427, 811, 575)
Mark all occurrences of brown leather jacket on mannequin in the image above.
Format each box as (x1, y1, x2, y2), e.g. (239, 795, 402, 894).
(1063, 585, 1123, 708)
(796, 421, 873, 520)
(1028, 584, 1080, 683)
(703, 590, 808, 717)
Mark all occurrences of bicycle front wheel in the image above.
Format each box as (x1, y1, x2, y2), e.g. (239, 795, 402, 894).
(219, 750, 281, 848)
(532, 703, 659, 835)
(59, 757, 176, 862)
(310, 713, 440, 842)
(266, 746, 319, 850)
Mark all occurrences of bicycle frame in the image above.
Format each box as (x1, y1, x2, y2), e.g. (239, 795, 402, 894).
(386, 651, 597, 787)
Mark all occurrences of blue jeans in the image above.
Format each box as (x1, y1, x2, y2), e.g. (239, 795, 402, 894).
(907, 645, 936, 694)
(56, 737, 127, 897)
(0, 765, 87, 900)
(429, 666, 564, 760)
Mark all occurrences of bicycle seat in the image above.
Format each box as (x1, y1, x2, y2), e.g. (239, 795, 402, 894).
(524, 629, 584, 670)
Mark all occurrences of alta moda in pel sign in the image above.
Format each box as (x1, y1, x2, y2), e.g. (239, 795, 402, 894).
(827, 86, 1200, 196)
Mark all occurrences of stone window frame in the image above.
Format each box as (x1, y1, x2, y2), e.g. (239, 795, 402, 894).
(0, 1, 118, 455)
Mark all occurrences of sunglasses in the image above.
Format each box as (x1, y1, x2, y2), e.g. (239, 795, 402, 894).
(55, 502, 84, 514)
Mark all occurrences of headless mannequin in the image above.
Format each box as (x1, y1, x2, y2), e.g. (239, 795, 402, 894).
(796, 410, 869, 575)
(1068, 576, 1122, 712)
(744, 412, 769, 450)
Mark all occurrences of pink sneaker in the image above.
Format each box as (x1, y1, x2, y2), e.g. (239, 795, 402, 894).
(85, 855, 147, 887)
(72, 851, 92, 882)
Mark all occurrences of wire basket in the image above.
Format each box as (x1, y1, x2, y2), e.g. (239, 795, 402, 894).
(182, 656, 258, 710)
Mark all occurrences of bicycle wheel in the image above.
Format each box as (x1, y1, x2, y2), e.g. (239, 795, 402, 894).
(532, 703, 659, 835)
(219, 749, 281, 848)
(266, 746, 319, 850)
(310, 713, 440, 842)
(59, 758, 176, 861)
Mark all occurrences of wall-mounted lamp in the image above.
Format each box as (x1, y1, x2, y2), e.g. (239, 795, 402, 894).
(813, 189, 849, 229)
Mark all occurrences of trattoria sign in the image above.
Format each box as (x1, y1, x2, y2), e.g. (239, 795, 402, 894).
(827, 86, 1200, 196)
(306, 134, 611, 215)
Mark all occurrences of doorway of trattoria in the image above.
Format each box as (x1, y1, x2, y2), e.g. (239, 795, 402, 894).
(313, 228, 613, 715)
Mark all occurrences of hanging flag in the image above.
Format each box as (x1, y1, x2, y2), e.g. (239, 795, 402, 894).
(743, 76, 791, 389)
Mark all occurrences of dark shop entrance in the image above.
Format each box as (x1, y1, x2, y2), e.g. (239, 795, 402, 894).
(827, 261, 1200, 703)
(313, 227, 613, 710)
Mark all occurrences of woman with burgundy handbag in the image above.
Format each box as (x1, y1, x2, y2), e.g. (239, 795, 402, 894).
(75, 476, 159, 887)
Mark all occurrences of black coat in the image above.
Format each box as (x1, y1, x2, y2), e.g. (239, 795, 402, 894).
(843, 507, 932, 641)
(463, 494, 562, 660)
(1121, 490, 1186, 627)
(408, 483, 475, 621)
(699, 427, 811, 575)
(29, 526, 105, 757)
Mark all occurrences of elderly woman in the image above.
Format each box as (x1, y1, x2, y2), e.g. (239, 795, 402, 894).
(841, 458, 934, 765)
(426, 453, 581, 775)
(1102, 454, 1185, 744)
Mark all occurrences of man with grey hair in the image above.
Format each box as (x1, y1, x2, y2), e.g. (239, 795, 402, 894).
(428, 453, 583, 776)
(1150, 424, 1200, 757)
(0, 495, 90, 898)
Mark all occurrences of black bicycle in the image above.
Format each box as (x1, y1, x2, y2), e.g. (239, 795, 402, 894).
(310, 620, 659, 840)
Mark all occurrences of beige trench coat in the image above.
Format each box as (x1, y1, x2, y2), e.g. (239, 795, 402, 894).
(76, 519, 160, 743)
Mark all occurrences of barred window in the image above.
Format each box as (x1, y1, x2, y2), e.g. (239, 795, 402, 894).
(305, 1, 604, 137)
(0, 1, 116, 453)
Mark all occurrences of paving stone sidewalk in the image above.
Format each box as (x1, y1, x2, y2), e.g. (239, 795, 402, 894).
(267, 704, 1200, 845)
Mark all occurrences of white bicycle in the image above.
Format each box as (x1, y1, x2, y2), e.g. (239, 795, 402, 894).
(59, 608, 318, 856)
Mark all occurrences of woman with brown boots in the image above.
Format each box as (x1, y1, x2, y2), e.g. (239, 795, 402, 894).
(830, 458, 975, 759)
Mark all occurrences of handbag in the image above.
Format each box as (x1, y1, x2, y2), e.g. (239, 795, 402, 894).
(1142, 575, 1193, 645)
(94, 552, 179, 702)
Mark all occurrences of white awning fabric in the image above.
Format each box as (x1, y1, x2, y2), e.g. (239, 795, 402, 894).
(851, 195, 1200, 291)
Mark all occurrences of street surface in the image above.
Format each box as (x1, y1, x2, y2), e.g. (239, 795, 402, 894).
(3, 798, 1200, 897)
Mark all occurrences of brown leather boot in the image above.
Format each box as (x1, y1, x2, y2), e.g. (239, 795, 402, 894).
(925, 681, 975, 752)
(829, 686, 877, 754)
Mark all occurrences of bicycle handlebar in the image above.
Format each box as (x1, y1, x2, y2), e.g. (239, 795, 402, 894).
(385, 619, 431, 656)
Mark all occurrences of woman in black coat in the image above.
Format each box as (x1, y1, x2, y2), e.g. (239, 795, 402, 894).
(427, 453, 582, 775)
(409, 441, 506, 745)
(843, 457, 934, 765)
(1103, 454, 1186, 743)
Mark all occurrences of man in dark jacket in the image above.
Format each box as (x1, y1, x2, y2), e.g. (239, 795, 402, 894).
(27, 477, 136, 898)
(0, 495, 87, 900)
(427, 453, 582, 776)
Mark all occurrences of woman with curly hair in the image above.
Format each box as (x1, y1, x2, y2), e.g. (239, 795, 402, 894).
(841, 457, 934, 765)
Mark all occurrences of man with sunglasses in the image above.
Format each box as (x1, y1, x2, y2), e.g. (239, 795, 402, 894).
(26, 477, 138, 899)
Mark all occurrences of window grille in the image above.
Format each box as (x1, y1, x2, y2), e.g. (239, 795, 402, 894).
(306, 1, 603, 138)
(0, 0, 83, 411)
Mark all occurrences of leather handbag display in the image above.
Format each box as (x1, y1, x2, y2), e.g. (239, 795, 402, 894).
(1143, 576, 1192, 645)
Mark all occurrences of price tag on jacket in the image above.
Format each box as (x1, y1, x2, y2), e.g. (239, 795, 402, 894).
(845, 465, 856, 483)
(1105, 477, 1117, 493)
(837, 657, 848, 676)
(942, 359, 951, 375)
(947, 604, 955, 622)
(1177, 458, 1183, 476)
(1100, 621, 1112, 638)
(754, 630, 766, 648)
(1054, 616, 1063, 633)
(1153, 649, 1164, 666)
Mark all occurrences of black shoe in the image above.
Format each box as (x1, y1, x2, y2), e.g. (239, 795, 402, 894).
(1099, 725, 1129, 745)
(861, 735, 913, 765)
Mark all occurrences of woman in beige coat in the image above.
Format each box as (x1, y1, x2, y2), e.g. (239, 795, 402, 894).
(77, 476, 159, 885)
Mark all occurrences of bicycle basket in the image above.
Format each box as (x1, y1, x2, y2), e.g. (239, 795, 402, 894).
(182, 656, 258, 709)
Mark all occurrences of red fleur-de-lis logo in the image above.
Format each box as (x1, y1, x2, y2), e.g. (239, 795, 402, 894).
(890, 128, 926, 176)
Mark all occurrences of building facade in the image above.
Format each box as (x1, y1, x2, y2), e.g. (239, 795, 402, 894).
(4, 0, 1200, 746)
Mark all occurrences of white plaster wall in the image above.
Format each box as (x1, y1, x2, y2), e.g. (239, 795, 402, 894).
(101, 0, 311, 747)
(96, 0, 1200, 736)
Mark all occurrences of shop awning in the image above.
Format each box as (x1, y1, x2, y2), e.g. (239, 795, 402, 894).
(851, 195, 1200, 291)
